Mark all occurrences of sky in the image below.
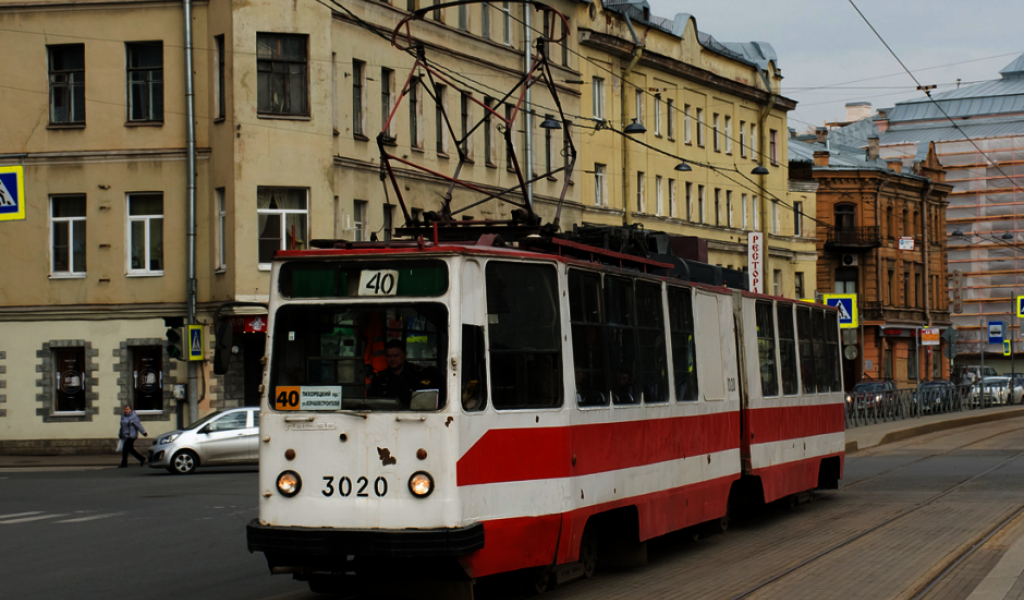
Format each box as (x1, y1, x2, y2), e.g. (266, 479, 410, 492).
(646, 0, 1024, 132)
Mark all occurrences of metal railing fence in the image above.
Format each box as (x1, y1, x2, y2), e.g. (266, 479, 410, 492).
(845, 382, 1021, 428)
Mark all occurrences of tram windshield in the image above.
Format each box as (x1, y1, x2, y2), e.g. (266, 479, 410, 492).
(269, 303, 448, 411)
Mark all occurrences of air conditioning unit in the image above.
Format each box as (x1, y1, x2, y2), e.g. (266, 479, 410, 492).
(841, 254, 859, 267)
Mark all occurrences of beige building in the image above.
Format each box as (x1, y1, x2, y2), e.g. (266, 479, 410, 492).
(570, 1, 816, 298)
(0, 0, 810, 452)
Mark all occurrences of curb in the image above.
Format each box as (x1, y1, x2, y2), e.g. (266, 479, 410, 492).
(846, 407, 1024, 454)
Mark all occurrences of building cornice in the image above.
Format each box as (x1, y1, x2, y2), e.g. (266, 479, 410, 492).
(0, 0, 207, 13)
(578, 29, 797, 112)
(0, 147, 211, 167)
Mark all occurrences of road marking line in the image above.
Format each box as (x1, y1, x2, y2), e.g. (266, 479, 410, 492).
(0, 467, 108, 473)
(56, 512, 124, 523)
(0, 513, 69, 525)
(0, 511, 42, 520)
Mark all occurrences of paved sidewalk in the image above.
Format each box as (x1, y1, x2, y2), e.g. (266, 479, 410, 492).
(844, 404, 1024, 453)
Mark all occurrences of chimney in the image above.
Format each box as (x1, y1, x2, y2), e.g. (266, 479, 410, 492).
(789, 127, 797, 138)
(813, 150, 830, 167)
(875, 109, 890, 133)
(845, 102, 873, 122)
(866, 135, 880, 161)
(815, 127, 828, 144)
(887, 159, 903, 172)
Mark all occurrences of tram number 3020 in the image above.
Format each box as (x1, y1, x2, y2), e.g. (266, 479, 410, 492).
(322, 475, 388, 498)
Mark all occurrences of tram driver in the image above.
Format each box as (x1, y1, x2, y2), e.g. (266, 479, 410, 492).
(367, 339, 441, 408)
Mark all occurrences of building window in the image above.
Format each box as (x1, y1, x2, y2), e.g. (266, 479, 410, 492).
(257, 187, 308, 265)
(887, 267, 895, 305)
(750, 123, 758, 159)
(544, 114, 554, 175)
(484, 97, 494, 165)
(698, 185, 706, 223)
(126, 42, 163, 122)
(795, 272, 805, 299)
(655, 176, 663, 216)
(835, 203, 856, 230)
(54, 347, 87, 413)
(773, 269, 782, 296)
(724, 116, 732, 154)
(256, 33, 308, 116)
(685, 182, 693, 221)
(903, 271, 911, 308)
(669, 179, 677, 218)
(713, 113, 720, 152)
(51, 195, 86, 276)
(696, 108, 704, 147)
(794, 201, 803, 236)
(742, 193, 748, 230)
(131, 345, 164, 412)
(436, 84, 449, 156)
(383, 205, 394, 242)
(502, 2, 512, 45)
(215, 35, 226, 119)
(667, 99, 675, 139)
(353, 200, 367, 242)
(684, 104, 692, 144)
(771, 201, 779, 234)
(563, 120, 574, 182)
(481, 2, 490, 39)
(834, 267, 857, 294)
(594, 164, 607, 206)
(739, 120, 746, 157)
(753, 195, 759, 230)
(714, 188, 721, 226)
(769, 129, 779, 165)
(381, 68, 394, 139)
(127, 193, 163, 274)
(458, 4, 468, 30)
(593, 77, 605, 120)
(635, 88, 644, 124)
(636, 172, 645, 213)
(654, 95, 662, 136)
(726, 191, 733, 228)
(352, 59, 365, 136)
(504, 103, 514, 169)
(216, 188, 227, 271)
(409, 78, 423, 148)
(48, 44, 85, 125)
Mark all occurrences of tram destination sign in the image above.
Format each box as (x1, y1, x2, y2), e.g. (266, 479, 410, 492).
(275, 386, 343, 411)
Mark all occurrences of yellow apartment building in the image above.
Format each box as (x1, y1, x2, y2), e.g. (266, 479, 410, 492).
(571, 1, 816, 297)
(0, 0, 582, 452)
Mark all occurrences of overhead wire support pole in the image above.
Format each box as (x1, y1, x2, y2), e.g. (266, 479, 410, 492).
(182, 0, 199, 425)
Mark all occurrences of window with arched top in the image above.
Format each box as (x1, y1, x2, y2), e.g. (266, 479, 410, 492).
(902, 209, 909, 238)
(887, 206, 895, 239)
(834, 204, 855, 230)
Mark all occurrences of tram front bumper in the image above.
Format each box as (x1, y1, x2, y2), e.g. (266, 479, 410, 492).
(246, 520, 484, 560)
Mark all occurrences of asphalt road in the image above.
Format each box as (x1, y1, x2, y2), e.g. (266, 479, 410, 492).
(5, 418, 1024, 600)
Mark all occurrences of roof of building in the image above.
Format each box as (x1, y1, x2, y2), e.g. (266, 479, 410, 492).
(788, 136, 930, 181)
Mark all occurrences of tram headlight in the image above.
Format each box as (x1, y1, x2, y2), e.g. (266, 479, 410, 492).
(408, 471, 434, 498)
(276, 471, 302, 497)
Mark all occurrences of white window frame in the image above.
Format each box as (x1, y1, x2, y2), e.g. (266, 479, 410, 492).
(352, 59, 366, 137)
(126, 192, 164, 276)
(669, 179, 677, 218)
(742, 193, 748, 230)
(50, 195, 87, 277)
(770, 129, 779, 165)
(635, 89, 644, 124)
(725, 116, 733, 154)
(726, 190, 733, 228)
(696, 108, 704, 147)
(685, 182, 693, 221)
(794, 201, 803, 236)
(636, 171, 645, 213)
(257, 187, 309, 269)
(753, 195, 760, 230)
(739, 120, 747, 158)
(750, 123, 758, 160)
(353, 200, 367, 242)
(684, 104, 692, 144)
(216, 188, 227, 271)
(713, 113, 720, 152)
(655, 176, 663, 216)
(502, 2, 512, 46)
(654, 95, 662, 136)
(667, 99, 675, 139)
(592, 77, 605, 120)
(698, 185, 706, 223)
(594, 164, 607, 206)
(772, 200, 779, 234)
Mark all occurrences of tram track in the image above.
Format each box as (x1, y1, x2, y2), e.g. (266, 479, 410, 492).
(727, 433, 1024, 600)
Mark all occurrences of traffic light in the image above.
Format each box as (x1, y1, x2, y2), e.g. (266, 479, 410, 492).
(166, 328, 184, 361)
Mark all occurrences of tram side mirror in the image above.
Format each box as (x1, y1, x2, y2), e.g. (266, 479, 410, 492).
(213, 320, 234, 375)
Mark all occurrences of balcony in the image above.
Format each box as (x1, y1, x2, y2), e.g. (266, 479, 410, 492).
(824, 226, 882, 251)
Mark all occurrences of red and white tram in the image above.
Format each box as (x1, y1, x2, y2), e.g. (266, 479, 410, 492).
(245, 231, 845, 595)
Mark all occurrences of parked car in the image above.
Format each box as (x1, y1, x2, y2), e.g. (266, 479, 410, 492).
(954, 365, 999, 385)
(970, 376, 1024, 406)
(846, 380, 897, 412)
(915, 379, 955, 413)
(147, 407, 260, 474)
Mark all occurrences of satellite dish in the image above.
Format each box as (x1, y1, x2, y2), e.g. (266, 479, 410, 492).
(844, 345, 859, 360)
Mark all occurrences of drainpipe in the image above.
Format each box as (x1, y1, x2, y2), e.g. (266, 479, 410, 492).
(621, 13, 644, 225)
(183, 0, 199, 424)
(756, 69, 777, 288)
(524, 7, 533, 212)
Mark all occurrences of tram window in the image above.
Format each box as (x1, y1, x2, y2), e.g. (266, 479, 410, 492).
(812, 310, 829, 393)
(636, 282, 669, 404)
(826, 312, 842, 392)
(279, 259, 449, 298)
(569, 271, 609, 407)
(269, 303, 448, 411)
(461, 324, 487, 411)
(667, 287, 698, 401)
(486, 262, 563, 409)
(606, 277, 639, 405)
(796, 307, 816, 394)
(755, 301, 779, 397)
(777, 304, 798, 396)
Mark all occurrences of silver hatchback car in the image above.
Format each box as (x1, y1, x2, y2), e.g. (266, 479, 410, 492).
(147, 407, 259, 474)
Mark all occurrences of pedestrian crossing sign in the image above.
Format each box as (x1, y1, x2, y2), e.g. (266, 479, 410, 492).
(822, 294, 858, 329)
(1018, 296, 1024, 319)
(0, 166, 25, 222)
(188, 325, 204, 361)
